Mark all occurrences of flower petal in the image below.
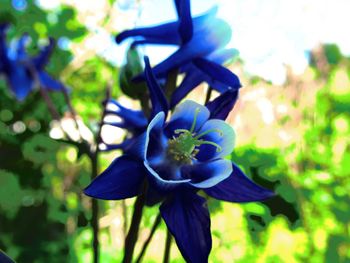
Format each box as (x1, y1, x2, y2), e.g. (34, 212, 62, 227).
(193, 57, 241, 89)
(196, 119, 235, 161)
(205, 162, 274, 202)
(84, 156, 145, 200)
(0, 23, 10, 67)
(127, 111, 166, 160)
(142, 113, 190, 188)
(8, 65, 33, 101)
(0, 250, 15, 263)
(16, 34, 30, 60)
(170, 68, 202, 108)
(207, 48, 238, 65)
(116, 23, 181, 45)
(33, 38, 55, 70)
(181, 159, 232, 188)
(105, 99, 147, 129)
(165, 100, 210, 135)
(175, 0, 193, 44)
(160, 191, 212, 263)
(206, 89, 239, 120)
(38, 71, 64, 91)
(144, 56, 169, 119)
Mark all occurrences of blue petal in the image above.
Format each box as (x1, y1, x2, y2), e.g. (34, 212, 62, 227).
(16, 34, 30, 60)
(144, 161, 190, 189)
(38, 71, 64, 91)
(127, 111, 165, 160)
(100, 138, 135, 152)
(206, 89, 239, 120)
(205, 162, 275, 202)
(165, 100, 210, 136)
(142, 113, 190, 188)
(0, 24, 10, 67)
(116, 23, 181, 45)
(175, 0, 193, 44)
(193, 58, 241, 89)
(170, 49, 238, 108)
(195, 119, 235, 161)
(115, 6, 217, 47)
(33, 38, 55, 70)
(170, 68, 202, 108)
(160, 191, 212, 263)
(144, 56, 169, 119)
(105, 99, 147, 129)
(84, 156, 145, 200)
(8, 64, 33, 101)
(207, 48, 238, 65)
(181, 159, 232, 188)
(0, 251, 15, 263)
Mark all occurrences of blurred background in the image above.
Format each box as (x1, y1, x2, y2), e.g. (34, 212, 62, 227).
(0, 0, 349, 262)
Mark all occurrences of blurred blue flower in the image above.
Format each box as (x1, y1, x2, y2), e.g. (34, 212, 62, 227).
(0, 250, 15, 263)
(0, 23, 64, 101)
(85, 58, 273, 262)
(116, 0, 241, 107)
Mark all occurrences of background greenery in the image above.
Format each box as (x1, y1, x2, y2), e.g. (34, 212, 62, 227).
(0, 0, 349, 262)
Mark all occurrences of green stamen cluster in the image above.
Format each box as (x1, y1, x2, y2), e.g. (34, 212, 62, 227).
(167, 108, 223, 165)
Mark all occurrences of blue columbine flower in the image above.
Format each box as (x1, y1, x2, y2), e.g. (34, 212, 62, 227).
(0, 23, 64, 101)
(116, 0, 241, 106)
(84, 58, 273, 262)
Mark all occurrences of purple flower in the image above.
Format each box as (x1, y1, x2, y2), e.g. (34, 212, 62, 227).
(0, 23, 64, 100)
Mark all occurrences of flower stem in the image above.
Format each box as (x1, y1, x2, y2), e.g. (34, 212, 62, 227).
(135, 213, 162, 263)
(61, 87, 85, 141)
(90, 152, 100, 263)
(163, 229, 172, 263)
(204, 86, 213, 104)
(89, 84, 112, 263)
(39, 87, 61, 121)
(165, 68, 179, 103)
(122, 183, 147, 263)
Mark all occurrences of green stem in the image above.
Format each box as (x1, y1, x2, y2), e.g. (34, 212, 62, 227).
(122, 183, 147, 263)
(90, 152, 100, 263)
(165, 68, 179, 106)
(135, 213, 162, 263)
(90, 85, 112, 263)
(163, 229, 172, 263)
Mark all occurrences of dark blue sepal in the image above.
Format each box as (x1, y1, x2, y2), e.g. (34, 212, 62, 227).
(193, 57, 241, 89)
(205, 162, 275, 202)
(33, 38, 55, 70)
(105, 99, 148, 129)
(144, 56, 169, 119)
(160, 191, 212, 263)
(206, 89, 239, 120)
(175, 0, 193, 44)
(116, 24, 181, 46)
(84, 156, 146, 200)
(38, 71, 65, 91)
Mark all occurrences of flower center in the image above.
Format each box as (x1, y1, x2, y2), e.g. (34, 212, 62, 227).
(166, 108, 222, 165)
